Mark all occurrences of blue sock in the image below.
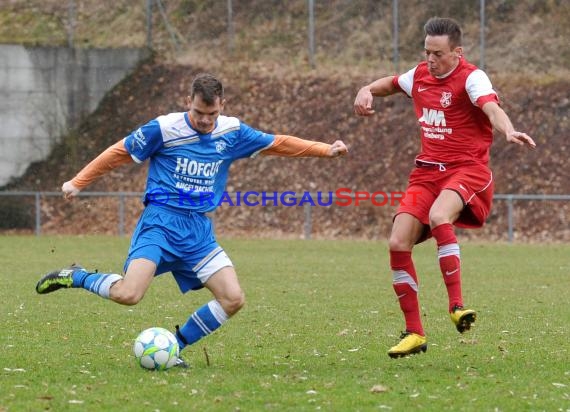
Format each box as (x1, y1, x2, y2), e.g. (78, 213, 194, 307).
(72, 269, 122, 299)
(175, 300, 228, 350)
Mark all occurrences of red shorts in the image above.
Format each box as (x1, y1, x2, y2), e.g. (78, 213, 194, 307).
(396, 163, 494, 242)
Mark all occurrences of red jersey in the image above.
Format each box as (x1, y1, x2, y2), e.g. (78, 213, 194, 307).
(393, 58, 499, 166)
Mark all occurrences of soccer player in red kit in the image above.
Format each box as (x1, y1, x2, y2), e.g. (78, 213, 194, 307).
(354, 17, 536, 358)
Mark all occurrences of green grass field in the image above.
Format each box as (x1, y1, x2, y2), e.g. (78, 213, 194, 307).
(1, 236, 569, 411)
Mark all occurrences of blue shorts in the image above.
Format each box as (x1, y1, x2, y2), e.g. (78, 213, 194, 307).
(124, 204, 233, 293)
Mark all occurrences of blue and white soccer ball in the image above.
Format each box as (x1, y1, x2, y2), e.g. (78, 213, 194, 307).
(133, 327, 179, 370)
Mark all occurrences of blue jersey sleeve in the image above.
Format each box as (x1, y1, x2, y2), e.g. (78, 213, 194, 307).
(231, 122, 275, 159)
(124, 119, 164, 163)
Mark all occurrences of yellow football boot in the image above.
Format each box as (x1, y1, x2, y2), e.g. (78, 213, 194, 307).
(450, 305, 477, 333)
(388, 332, 427, 358)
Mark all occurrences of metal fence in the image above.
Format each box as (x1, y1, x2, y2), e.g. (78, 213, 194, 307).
(163, 0, 489, 70)
(1, 191, 568, 242)
(60, 0, 491, 71)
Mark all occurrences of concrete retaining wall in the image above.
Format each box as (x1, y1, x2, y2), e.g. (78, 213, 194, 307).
(0, 45, 148, 186)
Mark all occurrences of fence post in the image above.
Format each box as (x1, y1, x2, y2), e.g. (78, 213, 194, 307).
(307, 0, 315, 69)
(227, 0, 235, 52)
(118, 194, 125, 236)
(67, 0, 76, 49)
(480, 0, 486, 70)
(507, 195, 514, 242)
(392, 0, 399, 72)
(304, 203, 312, 239)
(35, 192, 41, 236)
(146, 0, 153, 49)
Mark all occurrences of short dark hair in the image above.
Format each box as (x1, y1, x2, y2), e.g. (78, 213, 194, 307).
(424, 17, 462, 48)
(191, 73, 224, 105)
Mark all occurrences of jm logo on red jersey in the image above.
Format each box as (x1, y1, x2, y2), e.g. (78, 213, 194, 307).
(419, 108, 447, 127)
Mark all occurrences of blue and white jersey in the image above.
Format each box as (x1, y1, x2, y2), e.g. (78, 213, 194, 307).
(124, 112, 275, 213)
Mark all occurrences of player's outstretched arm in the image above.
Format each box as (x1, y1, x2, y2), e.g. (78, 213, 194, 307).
(354, 76, 398, 117)
(482, 102, 536, 149)
(261, 135, 348, 158)
(62, 139, 133, 200)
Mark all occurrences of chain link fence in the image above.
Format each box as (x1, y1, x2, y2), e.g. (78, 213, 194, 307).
(149, 0, 490, 70)
(59, 0, 489, 70)
(6, 1, 567, 76)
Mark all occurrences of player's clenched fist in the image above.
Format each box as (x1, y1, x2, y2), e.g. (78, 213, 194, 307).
(353, 87, 375, 116)
(62, 180, 80, 199)
(329, 140, 349, 157)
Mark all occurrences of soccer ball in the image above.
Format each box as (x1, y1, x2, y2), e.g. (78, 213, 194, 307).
(133, 327, 179, 370)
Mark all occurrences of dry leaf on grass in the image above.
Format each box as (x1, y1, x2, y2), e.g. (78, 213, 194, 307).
(370, 384, 389, 393)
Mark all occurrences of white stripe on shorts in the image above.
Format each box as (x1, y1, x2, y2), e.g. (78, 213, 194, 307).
(193, 247, 234, 284)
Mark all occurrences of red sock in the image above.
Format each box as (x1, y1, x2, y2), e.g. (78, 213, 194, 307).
(390, 250, 424, 336)
(431, 223, 462, 312)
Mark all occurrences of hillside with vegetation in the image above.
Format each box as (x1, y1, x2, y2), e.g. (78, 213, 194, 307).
(1, 0, 569, 241)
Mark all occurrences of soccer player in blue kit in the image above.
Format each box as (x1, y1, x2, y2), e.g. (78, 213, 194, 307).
(36, 73, 348, 366)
